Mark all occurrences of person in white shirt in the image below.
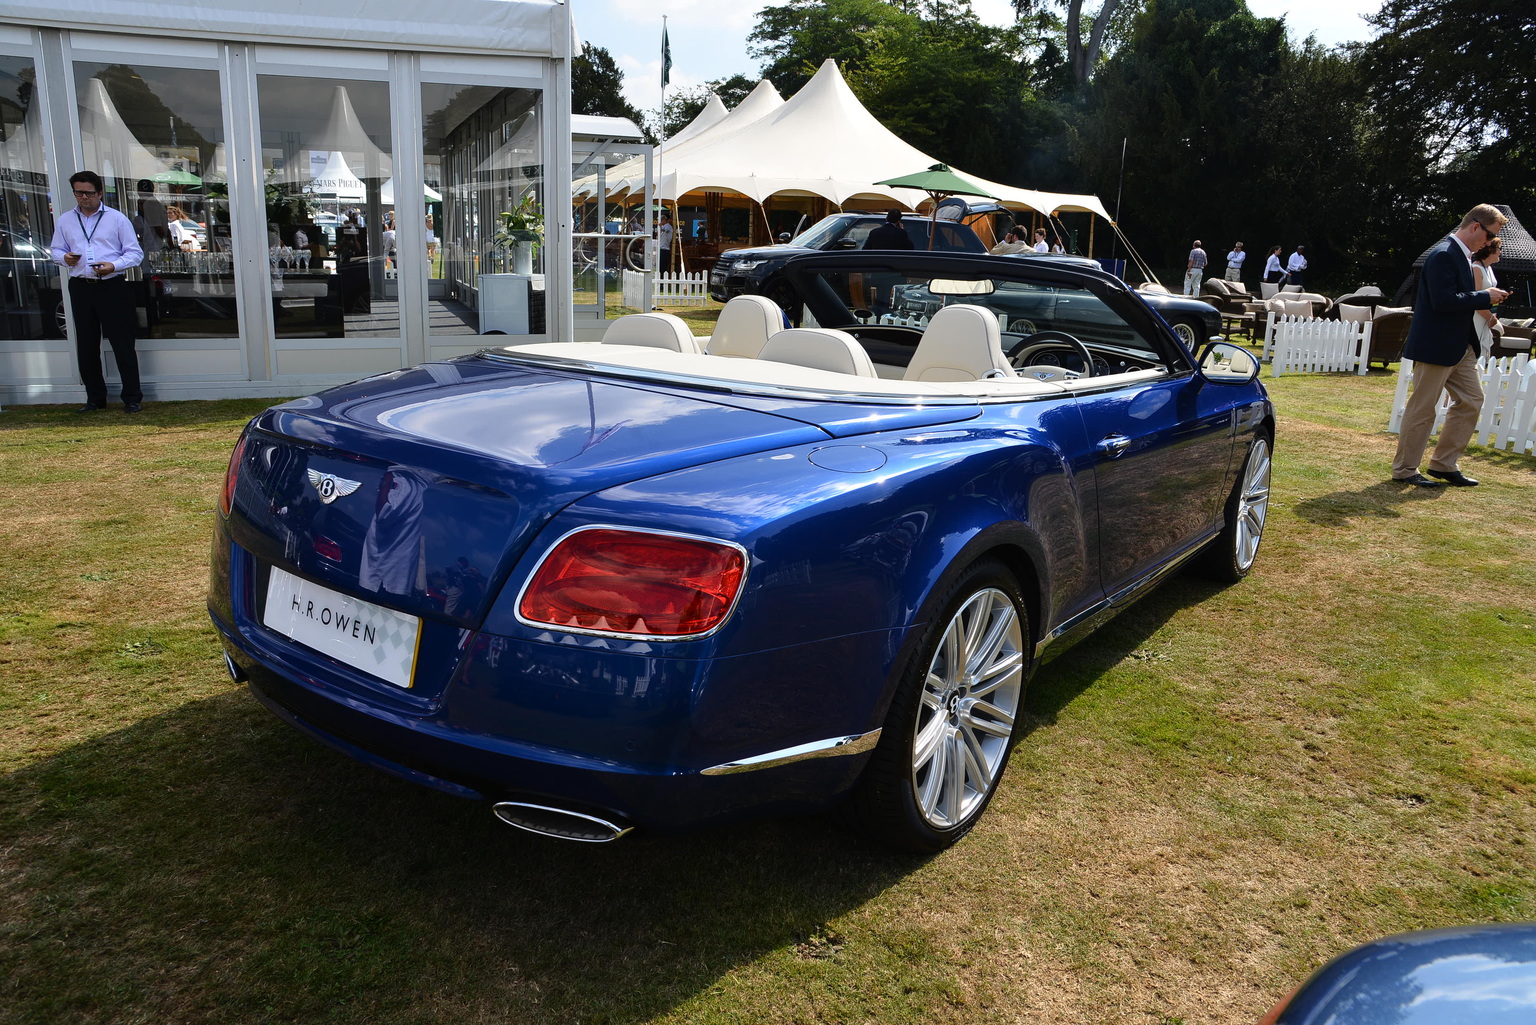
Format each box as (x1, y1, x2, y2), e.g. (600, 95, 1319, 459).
(657, 212, 675, 272)
(1286, 245, 1308, 287)
(1263, 245, 1284, 284)
(49, 170, 145, 412)
(1031, 228, 1049, 253)
(1224, 242, 1246, 283)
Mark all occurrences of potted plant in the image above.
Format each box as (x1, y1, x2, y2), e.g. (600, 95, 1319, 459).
(492, 193, 543, 275)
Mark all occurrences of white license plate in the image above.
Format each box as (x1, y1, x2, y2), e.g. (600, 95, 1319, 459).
(263, 567, 421, 688)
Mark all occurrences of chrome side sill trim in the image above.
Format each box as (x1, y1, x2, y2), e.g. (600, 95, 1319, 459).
(700, 729, 883, 776)
(1033, 528, 1220, 660)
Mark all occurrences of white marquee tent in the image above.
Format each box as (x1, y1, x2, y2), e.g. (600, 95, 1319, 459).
(581, 60, 1110, 222)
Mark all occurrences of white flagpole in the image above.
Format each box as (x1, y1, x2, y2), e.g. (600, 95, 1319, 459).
(657, 16, 669, 275)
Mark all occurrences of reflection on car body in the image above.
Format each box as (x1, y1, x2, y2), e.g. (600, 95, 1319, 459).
(209, 248, 1273, 851)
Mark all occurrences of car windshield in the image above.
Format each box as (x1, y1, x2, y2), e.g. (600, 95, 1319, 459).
(789, 216, 854, 249)
(790, 261, 1184, 370)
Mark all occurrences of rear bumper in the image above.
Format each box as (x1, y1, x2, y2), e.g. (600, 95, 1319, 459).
(217, 630, 866, 830)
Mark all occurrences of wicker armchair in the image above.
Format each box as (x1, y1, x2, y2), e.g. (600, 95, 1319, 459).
(1201, 277, 1255, 314)
(1365, 307, 1412, 369)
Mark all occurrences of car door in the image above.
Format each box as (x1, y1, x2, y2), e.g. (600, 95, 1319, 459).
(1053, 287, 1235, 598)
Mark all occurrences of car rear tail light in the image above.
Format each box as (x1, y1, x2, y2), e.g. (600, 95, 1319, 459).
(519, 527, 746, 638)
(220, 433, 248, 516)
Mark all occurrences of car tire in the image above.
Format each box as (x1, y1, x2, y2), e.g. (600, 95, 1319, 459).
(854, 559, 1029, 852)
(1195, 433, 1271, 583)
(1169, 317, 1204, 349)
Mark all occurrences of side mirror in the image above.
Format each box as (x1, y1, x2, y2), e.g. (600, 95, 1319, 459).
(776, 233, 792, 243)
(1196, 341, 1261, 384)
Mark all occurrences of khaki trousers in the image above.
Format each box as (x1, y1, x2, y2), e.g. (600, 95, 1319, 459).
(1391, 348, 1483, 478)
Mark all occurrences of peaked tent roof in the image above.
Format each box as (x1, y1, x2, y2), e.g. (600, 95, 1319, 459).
(666, 93, 729, 148)
(576, 80, 785, 199)
(585, 60, 1110, 221)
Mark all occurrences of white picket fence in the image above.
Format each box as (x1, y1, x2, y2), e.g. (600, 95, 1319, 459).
(1266, 314, 1372, 376)
(1389, 353, 1536, 455)
(653, 271, 710, 307)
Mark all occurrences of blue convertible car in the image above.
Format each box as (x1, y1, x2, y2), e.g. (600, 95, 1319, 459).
(209, 250, 1273, 850)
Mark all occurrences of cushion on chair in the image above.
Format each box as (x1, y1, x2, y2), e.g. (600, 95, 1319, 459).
(904, 304, 1014, 382)
(1259, 282, 1280, 299)
(1372, 306, 1413, 320)
(601, 312, 702, 352)
(758, 328, 878, 377)
(1339, 304, 1372, 323)
(707, 294, 783, 358)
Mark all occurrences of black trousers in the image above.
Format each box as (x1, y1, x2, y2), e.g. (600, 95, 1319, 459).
(69, 276, 142, 405)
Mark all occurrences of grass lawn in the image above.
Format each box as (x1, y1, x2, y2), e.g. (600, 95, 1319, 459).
(1, 367, 1533, 1025)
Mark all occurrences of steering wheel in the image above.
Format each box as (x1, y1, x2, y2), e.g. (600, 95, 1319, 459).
(1006, 330, 1099, 377)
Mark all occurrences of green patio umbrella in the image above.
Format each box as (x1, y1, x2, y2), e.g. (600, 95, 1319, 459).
(874, 163, 995, 249)
(151, 168, 203, 186)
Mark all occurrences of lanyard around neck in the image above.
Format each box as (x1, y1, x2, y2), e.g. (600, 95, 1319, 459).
(77, 208, 104, 246)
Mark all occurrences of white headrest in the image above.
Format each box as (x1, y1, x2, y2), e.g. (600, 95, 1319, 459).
(758, 328, 877, 377)
(904, 304, 1013, 382)
(707, 294, 784, 358)
(601, 313, 702, 353)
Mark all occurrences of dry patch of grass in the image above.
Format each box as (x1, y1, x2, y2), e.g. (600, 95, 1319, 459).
(1, 373, 1534, 1025)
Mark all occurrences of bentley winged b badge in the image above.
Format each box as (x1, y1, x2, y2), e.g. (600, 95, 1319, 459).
(307, 469, 363, 504)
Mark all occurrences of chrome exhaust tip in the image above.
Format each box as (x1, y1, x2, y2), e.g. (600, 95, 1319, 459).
(224, 651, 248, 682)
(492, 801, 634, 843)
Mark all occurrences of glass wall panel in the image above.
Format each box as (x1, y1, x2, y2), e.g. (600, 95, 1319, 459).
(73, 61, 237, 339)
(571, 145, 650, 321)
(0, 55, 58, 342)
(257, 74, 394, 340)
(422, 83, 542, 336)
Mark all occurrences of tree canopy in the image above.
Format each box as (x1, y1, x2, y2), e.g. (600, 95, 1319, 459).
(589, 0, 1536, 286)
(572, 43, 646, 129)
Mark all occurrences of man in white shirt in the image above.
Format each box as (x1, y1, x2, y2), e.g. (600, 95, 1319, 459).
(50, 170, 145, 413)
(1224, 242, 1246, 283)
(657, 212, 674, 273)
(1286, 245, 1308, 288)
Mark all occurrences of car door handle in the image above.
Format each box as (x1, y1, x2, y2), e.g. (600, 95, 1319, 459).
(1097, 434, 1132, 457)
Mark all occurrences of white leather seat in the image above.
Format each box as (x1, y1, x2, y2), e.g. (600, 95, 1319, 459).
(706, 295, 783, 359)
(601, 313, 702, 353)
(903, 304, 1014, 382)
(757, 328, 877, 377)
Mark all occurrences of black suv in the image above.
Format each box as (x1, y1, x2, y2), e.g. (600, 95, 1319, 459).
(709, 213, 986, 305)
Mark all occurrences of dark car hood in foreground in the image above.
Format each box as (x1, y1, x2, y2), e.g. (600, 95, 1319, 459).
(228, 355, 978, 627)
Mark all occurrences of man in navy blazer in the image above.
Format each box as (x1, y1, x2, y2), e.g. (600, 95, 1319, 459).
(1390, 205, 1511, 487)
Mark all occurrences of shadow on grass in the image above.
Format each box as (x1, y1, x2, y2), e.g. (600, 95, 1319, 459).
(1291, 477, 1455, 526)
(1022, 573, 1225, 730)
(0, 690, 923, 1023)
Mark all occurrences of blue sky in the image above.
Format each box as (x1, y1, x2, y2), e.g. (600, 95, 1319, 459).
(570, 0, 1384, 114)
